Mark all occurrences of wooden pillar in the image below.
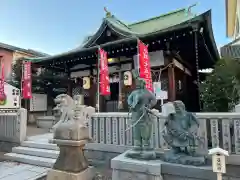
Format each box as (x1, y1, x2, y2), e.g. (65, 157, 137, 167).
(168, 63, 176, 102)
(89, 65, 95, 107)
(67, 80, 72, 96)
(67, 70, 72, 96)
(118, 59, 124, 111)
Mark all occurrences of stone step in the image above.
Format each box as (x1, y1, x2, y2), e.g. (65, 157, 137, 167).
(12, 146, 59, 159)
(22, 141, 58, 150)
(4, 153, 55, 168)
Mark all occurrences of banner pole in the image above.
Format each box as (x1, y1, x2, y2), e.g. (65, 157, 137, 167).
(96, 47, 100, 113)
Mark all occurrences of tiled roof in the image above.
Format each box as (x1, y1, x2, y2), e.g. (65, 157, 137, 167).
(81, 5, 196, 47)
(0, 42, 49, 57)
(24, 6, 218, 65)
(221, 45, 240, 59)
(220, 38, 240, 59)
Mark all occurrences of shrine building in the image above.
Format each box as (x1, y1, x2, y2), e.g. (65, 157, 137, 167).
(24, 5, 219, 112)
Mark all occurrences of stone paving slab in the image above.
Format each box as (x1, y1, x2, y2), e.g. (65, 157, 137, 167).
(0, 162, 48, 180)
(27, 133, 53, 143)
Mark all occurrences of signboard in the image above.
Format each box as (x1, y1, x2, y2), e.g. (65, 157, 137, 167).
(98, 48, 110, 96)
(153, 82, 161, 99)
(153, 82, 168, 100)
(138, 40, 153, 92)
(212, 155, 226, 173)
(0, 83, 20, 109)
(30, 93, 47, 112)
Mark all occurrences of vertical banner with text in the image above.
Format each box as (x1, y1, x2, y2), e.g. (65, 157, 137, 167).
(0, 62, 6, 102)
(98, 48, 110, 96)
(22, 61, 32, 99)
(138, 40, 153, 92)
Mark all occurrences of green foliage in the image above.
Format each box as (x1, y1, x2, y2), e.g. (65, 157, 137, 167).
(8, 59, 38, 90)
(7, 59, 70, 97)
(200, 58, 240, 112)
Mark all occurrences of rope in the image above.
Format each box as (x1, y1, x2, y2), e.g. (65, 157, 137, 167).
(125, 107, 145, 131)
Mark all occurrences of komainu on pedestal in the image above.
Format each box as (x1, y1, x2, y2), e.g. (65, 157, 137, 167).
(47, 94, 95, 180)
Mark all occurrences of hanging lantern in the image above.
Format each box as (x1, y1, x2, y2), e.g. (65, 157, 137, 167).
(124, 71, 132, 86)
(83, 77, 90, 89)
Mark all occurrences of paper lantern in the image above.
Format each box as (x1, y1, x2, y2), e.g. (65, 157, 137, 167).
(83, 77, 90, 89)
(123, 71, 132, 86)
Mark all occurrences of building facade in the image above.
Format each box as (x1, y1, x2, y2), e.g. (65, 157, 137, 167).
(221, 0, 240, 58)
(226, 0, 240, 39)
(0, 42, 48, 79)
(24, 5, 219, 112)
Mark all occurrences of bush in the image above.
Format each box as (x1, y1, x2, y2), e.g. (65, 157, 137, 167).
(200, 58, 240, 112)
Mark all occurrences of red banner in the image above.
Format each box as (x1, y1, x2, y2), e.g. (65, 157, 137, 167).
(98, 48, 110, 96)
(22, 61, 32, 99)
(138, 40, 153, 92)
(0, 63, 6, 101)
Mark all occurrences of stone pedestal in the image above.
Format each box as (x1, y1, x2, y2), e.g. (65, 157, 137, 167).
(49, 139, 89, 172)
(47, 139, 95, 180)
(111, 151, 217, 180)
(47, 166, 95, 180)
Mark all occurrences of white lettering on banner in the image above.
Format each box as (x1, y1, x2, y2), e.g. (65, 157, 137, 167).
(24, 62, 31, 80)
(138, 40, 153, 91)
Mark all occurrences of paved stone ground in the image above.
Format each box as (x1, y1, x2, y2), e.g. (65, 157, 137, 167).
(0, 127, 113, 179)
(0, 162, 48, 180)
(27, 125, 49, 137)
(0, 161, 112, 180)
(94, 166, 112, 179)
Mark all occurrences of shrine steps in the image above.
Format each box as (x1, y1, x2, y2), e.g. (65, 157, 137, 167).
(5, 153, 55, 168)
(4, 139, 106, 168)
(5, 141, 58, 168)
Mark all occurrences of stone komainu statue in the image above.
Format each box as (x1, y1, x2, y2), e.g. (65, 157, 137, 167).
(52, 94, 95, 141)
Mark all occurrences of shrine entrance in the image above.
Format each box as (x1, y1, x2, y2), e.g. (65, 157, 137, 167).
(105, 82, 119, 112)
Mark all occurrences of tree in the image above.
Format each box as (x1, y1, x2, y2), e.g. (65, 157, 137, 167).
(200, 58, 240, 112)
(8, 59, 69, 96)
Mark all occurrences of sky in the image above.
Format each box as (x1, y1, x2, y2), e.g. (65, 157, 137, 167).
(0, 0, 230, 55)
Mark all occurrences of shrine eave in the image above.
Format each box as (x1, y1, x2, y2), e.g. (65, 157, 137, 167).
(23, 10, 219, 69)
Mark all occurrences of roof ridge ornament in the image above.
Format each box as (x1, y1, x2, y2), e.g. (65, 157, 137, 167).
(185, 2, 198, 16)
(104, 7, 112, 18)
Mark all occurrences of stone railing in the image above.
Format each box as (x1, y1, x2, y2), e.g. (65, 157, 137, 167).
(0, 108, 27, 144)
(89, 112, 240, 156)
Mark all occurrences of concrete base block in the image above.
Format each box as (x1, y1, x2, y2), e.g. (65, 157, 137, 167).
(111, 151, 163, 180)
(46, 166, 95, 180)
(111, 151, 217, 180)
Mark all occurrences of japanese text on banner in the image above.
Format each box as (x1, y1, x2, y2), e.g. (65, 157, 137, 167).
(98, 48, 110, 95)
(0, 63, 5, 96)
(138, 40, 153, 92)
(22, 61, 32, 99)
